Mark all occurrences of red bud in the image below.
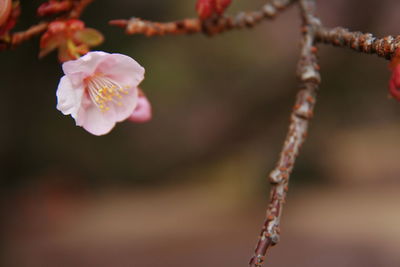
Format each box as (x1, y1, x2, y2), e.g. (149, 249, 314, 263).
(196, 0, 232, 20)
(0, 1, 20, 36)
(214, 0, 231, 15)
(47, 21, 67, 34)
(37, 0, 72, 17)
(40, 19, 103, 62)
(0, 0, 12, 26)
(389, 64, 400, 101)
(196, 0, 213, 19)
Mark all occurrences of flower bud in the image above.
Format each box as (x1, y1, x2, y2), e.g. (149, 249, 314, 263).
(0, 0, 20, 37)
(196, 0, 232, 20)
(40, 19, 103, 62)
(389, 64, 400, 101)
(0, 0, 12, 27)
(37, 0, 72, 17)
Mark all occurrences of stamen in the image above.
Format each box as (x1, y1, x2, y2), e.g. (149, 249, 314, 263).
(85, 74, 129, 111)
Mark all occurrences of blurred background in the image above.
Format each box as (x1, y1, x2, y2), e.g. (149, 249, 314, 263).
(1, 0, 400, 266)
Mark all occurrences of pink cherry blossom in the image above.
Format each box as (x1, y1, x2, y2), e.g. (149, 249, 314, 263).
(56, 51, 145, 135)
(129, 90, 152, 123)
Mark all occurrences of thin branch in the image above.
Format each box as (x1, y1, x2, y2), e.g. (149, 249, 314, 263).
(8, 22, 48, 48)
(315, 26, 400, 60)
(248, 0, 321, 266)
(109, 0, 297, 36)
(109, 18, 201, 36)
(68, 0, 94, 19)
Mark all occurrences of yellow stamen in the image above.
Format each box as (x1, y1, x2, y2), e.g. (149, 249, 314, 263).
(85, 73, 130, 112)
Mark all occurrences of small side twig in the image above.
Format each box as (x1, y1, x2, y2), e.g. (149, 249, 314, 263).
(249, 0, 321, 266)
(315, 26, 400, 60)
(109, 0, 297, 36)
(68, 0, 94, 19)
(9, 22, 48, 48)
(109, 18, 201, 36)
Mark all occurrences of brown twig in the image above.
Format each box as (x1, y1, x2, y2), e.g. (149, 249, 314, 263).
(9, 22, 48, 48)
(109, 18, 201, 36)
(109, 0, 297, 36)
(68, 0, 94, 19)
(315, 26, 400, 60)
(248, 0, 320, 266)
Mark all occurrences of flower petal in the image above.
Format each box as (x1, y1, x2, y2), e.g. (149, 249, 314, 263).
(130, 92, 152, 123)
(56, 76, 83, 118)
(80, 104, 117, 136)
(113, 86, 139, 122)
(62, 51, 107, 77)
(73, 28, 104, 47)
(97, 53, 145, 87)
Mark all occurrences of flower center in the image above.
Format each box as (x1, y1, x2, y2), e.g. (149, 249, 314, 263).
(85, 74, 129, 111)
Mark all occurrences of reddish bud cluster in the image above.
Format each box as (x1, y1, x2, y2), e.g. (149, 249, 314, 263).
(37, 0, 73, 17)
(389, 49, 400, 101)
(0, 0, 20, 37)
(195, 0, 232, 20)
(389, 66, 400, 101)
(40, 19, 104, 62)
(0, 0, 12, 26)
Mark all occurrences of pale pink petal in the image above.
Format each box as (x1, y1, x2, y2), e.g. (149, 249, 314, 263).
(62, 51, 108, 88)
(62, 51, 107, 76)
(80, 104, 117, 136)
(97, 53, 145, 87)
(75, 106, 86, 127)
(74, 95, 92, 126)
(129, 93, 152, 123)
(113, 86, 139, 122)
(56, 76, 83, 118)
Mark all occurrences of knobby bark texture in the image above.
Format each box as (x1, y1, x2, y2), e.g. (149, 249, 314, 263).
(109, 0, 296, 36)
(248, 0, 320, 266)
(315, 26, 400, 60)
(109, 0, 400, 62)
(10, 22, 48, 48)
